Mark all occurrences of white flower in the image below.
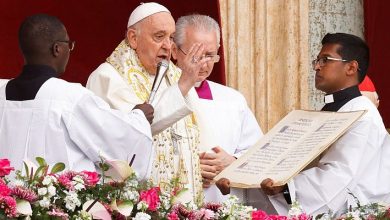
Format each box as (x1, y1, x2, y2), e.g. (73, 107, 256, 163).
(122, 190, 139, 201)
(137, 201, 148, 210)
(74, 210, 93, 220)
(74, 182, 85, 191)
(187, 201, 198, 210)
(38, 187, 48, 196)
(288, 201, 304, 217)
(47, 185, 57, 197)
(42, 176, 55, 186)
(72, 175, 86, 191)
(160, 196, 170, 209)
(347, 210, 362, 220)
(133, 212, 151, 220)
(39, 196, 50, 208)
(125, 178, 138, 188)
(64, 191, 81, 211)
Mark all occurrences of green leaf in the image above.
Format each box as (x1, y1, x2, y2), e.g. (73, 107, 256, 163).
(33, 165, 46, 181)
(35, 157, 47, 167)
(99, 162, 110, 172)
(50, 163, 65, 174)
(23, 161, 30, 179)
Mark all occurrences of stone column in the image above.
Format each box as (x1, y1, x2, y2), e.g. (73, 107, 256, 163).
(219, 0, 310, 131)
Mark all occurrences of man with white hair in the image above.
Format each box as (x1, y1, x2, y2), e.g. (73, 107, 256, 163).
(87, 3, 209, 205)
(172, 14, 263, 204)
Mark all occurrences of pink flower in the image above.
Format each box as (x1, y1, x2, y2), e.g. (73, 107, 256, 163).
(0, 159, 14, 177)
(270, 215, 288, 220)
(81, 171, 100, 186)
(203, 202, 222, 212)
(297, 213, 310, 220)
(57, 171, 78, 190)
(47, 208, 69, 220)
(195, 208, 215, 220)
(167, 211, 180, 220)
(0, 195, 17, 218)
(386, 208, 390, 218)
(139, 187, 160, 211)
(11, 186, 38, 202)
(252, 210, 271, 220)
(0, 179, 11, 196)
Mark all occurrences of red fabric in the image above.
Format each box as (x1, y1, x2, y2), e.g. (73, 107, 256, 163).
(0, 0, 225, 86)
(359, 76, 376, 92)
(364, 0, 390, 127)
(195, 80, 213, 100)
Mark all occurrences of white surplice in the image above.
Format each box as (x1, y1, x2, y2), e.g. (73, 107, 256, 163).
(269, 96, 390, 216)
(193, 80, 263, 203)
(0, 79, 8, 88)
(0, 78, 153, 179)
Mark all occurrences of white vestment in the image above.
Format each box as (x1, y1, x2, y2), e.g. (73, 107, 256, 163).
(0, 78, 153, 179)
(193, 80, 263, 203)
(269, 96, 390, 216)
(0, 79, 8, 88)
(86, 42, 204, 205)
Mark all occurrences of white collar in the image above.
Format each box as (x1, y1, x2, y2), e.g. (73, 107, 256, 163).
(324, 94, 334, 104)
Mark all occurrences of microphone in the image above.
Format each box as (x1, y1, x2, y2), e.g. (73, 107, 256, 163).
(148, 60, 169, 103)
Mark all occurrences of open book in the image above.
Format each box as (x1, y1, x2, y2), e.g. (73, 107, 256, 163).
(214, 109, 366, 188)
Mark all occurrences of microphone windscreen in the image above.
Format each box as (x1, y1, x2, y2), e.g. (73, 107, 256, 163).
(148, 60, 169, 103)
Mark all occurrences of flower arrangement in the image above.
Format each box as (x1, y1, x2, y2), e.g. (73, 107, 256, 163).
(0, 157, 292, 220)
(309, 193, 390, 220)
(3, 157, 387, 220)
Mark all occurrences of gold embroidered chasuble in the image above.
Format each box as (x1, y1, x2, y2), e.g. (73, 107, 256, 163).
(106, 40, 203, 205)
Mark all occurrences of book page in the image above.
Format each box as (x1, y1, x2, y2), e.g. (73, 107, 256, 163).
(214, 110, 366, 188)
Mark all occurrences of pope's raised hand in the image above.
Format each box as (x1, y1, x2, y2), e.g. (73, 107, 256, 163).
(177, 43, 211, 96)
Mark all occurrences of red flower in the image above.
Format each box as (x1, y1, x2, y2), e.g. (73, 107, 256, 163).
(139, 187, 160, 211)
(252, 210, 271, 220)
(0, 179, 11, 196)
(81, 171, 100, 186)
(0, 159, 14, 177)
(167, 211, 180, 220)
(270, 215, 288, 220)
(297, 213, 310, 220)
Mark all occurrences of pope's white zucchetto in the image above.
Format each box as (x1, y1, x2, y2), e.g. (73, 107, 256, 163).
(127, 2, 170, 27)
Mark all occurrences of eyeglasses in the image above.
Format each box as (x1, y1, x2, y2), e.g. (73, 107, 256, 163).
(178, 47, 220, 63)
(56, 40, 75, 51)
(311, 56, 348, 70)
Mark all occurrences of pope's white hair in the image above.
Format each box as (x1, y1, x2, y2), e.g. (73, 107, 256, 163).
(174, 14, 220, 48)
